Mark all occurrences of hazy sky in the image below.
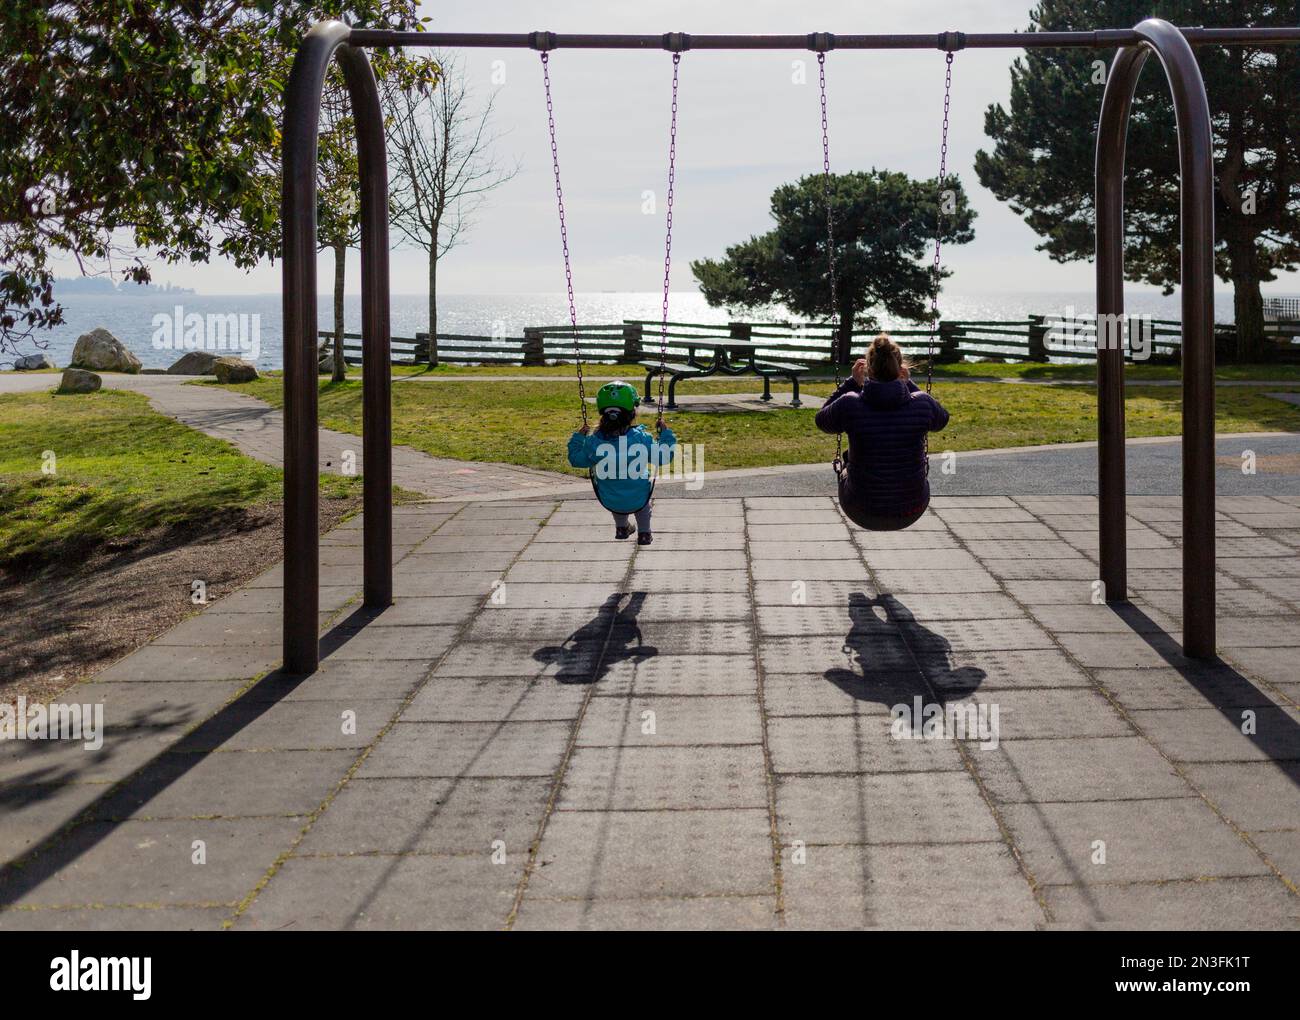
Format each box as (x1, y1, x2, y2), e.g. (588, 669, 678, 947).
(53, 0, 1300, 296)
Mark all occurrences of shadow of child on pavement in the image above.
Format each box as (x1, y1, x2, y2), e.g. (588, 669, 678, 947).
(533, 591, 657, 685)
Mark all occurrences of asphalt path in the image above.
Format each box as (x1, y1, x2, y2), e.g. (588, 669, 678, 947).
(650, 431, 1300, 499)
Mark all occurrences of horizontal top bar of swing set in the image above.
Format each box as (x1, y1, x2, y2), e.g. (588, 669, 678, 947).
(346, 27, 1300, 51)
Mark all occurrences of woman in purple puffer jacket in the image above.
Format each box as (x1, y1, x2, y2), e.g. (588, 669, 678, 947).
(815, 333, 950, 531)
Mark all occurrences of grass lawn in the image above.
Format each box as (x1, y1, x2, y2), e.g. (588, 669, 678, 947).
(927, 361, 1300, 382)
(210, 373, 1300, 476)
(0, 389, 363, 570)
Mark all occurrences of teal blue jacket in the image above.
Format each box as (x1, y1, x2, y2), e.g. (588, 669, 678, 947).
(568, 425, 677, 513)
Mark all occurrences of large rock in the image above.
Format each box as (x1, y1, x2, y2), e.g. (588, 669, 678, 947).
(318, 354, 335, 375)
(212, 357, 259, 384)
(14, 352, 54, 370)
(166, 350, 220, 375)
(70, 327, 141, 373)
(57, 368, 101, 394)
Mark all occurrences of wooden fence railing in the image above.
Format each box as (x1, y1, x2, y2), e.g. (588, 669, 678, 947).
(320, 314, 1299, 369)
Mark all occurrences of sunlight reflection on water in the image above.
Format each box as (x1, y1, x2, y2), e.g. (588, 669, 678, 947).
(19, 288, 1246, 370)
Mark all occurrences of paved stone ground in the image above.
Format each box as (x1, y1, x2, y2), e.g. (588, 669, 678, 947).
(1, 494, 1297, 930)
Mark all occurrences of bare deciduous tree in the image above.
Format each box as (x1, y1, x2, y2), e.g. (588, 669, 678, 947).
(318, 81, 360, 383)
(386, 53, 517, 365)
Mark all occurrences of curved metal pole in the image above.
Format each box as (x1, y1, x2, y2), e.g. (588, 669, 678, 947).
(338, 45, 394, 615)
(282, 20, 393, 674)
(1095, 46, 1143, 609)
(1094, 18, 1216, 658)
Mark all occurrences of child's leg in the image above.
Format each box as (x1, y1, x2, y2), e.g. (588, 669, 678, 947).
(634, 506, 652, 533)
(612, 511, 634, 540)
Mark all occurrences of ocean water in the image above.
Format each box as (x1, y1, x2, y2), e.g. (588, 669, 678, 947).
(6, 289, 1246, 371)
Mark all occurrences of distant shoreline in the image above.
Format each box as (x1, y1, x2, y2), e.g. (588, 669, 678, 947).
(4, 289, 1271, 372)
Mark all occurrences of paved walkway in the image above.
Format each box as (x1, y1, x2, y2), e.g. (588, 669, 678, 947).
(658, 432, 1300, 499)
(2, 494, 1297, 930)
(0, 372, 578, 501)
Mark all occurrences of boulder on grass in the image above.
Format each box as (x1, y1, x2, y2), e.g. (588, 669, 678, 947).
(167, 350, 220, 375)
(318, 354, 335, 375)
(14, 352, 54, 370)
(212, 357, 259, 383)
(70, 327, 141, 373)
(57, 368, 101, 394)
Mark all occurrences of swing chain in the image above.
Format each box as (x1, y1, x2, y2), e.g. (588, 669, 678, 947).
(926, 51, 954, 398)
(922, 51, 954, 475)
(818, 53, 841, 382)
(541, 52, 588, 429)
(818, 52, 844, 473)
(656, 53, 682, 432)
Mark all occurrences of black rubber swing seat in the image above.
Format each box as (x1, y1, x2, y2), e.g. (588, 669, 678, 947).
(838, 499, 927, 532)
(833, 459, 928, 532)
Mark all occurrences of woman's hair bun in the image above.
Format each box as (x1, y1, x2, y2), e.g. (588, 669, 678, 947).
(865, 332, 905, 382)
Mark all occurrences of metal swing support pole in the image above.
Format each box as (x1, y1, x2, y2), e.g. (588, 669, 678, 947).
(282, 21, 392, 675)
(1095, 18, 1216, 659)
(280, 17, 1300, 671)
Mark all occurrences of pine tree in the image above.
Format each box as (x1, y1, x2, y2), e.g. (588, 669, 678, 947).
(975, 0, 1300, 359)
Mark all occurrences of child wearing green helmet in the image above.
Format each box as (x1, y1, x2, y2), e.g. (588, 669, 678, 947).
(567, 381, 677, 544)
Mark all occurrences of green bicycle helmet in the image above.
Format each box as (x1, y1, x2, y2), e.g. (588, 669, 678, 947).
(596, 380, 639, 413)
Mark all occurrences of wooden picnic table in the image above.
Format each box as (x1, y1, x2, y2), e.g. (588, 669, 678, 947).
(638, 339, 807, 409)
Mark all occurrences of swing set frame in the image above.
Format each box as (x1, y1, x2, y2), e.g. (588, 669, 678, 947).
(280, 18, 1300, 673)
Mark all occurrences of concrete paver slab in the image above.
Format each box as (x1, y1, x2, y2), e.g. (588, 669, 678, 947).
(6, 492, 1298, 930)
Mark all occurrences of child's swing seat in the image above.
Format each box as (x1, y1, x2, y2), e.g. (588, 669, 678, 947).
(590, 472, 655, 516)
